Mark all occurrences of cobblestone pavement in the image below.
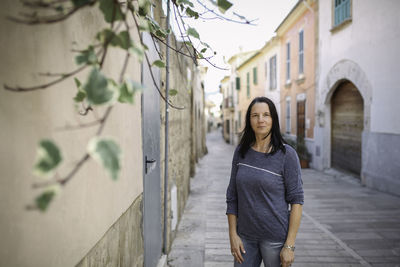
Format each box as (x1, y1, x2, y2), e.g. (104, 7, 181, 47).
(167, 131, 400, 267)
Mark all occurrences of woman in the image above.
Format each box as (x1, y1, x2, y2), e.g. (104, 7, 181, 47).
(226, 97, 304, 267)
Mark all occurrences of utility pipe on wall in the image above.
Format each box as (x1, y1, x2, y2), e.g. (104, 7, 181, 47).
(163, 0, 170, 255)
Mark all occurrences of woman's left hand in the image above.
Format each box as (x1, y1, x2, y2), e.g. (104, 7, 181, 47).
(280, 247, 294, 267)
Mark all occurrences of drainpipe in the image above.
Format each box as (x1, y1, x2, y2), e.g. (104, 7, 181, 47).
(163, 0, 170, 255)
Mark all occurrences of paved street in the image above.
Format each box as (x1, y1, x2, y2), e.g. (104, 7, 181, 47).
(167, 130, 400, 267)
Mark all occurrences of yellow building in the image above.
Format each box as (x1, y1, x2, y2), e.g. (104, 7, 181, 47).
(223, 51, 256, 144)
(276, 0, 317, 157)
(236, 38, 281, 135)
(220, 75, 232, 143)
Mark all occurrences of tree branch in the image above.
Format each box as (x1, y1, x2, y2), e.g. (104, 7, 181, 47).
(7, 0, 97, 25)
(4, 64, 88, 92)
(55, 120, 102, 131)
(194, 0, 257, 25)
(131, 10, 185, 110)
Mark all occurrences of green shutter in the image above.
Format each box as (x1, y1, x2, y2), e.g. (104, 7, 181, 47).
(246, 72, 250, 98)
(236, 77, 240, 90)
(334, 0, 351, 26)
(253, 67, 257, 85)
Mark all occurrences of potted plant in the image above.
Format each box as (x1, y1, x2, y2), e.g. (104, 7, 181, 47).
(295, 135, 311, 168)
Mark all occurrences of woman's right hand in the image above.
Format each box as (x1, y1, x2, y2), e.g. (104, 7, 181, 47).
(229, 232, 246, 263)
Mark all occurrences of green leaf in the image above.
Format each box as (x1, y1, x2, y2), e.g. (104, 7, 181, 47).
(72, 0, 92, 7)
(155, 29, 167, 38)
(169, 89, 178, 96)
(74, 78, 82, 88)
(83, 68, 114, 105)
(130, 42, 146, 62)
(88, 137, 121, 180)
(176, 0, 194, 7)
(73, 78, 86, 102)
(217, 0, 233, 13)
(138, 0, 151, 16)
(55, 5, 64, 12)
(99, 0, 124, 23)
(97, 29, 131, 50)
(73, 90, 86, 102)
(75, 46, 97, 66)
(118, 79, 144, 104)
(201, 48, 207, 53)
(116, 31, 131, 50)
(152, 60, 165, 68)
(146, 16, 167, 38)
(96, 28, 115, 44)
(187, 27, 200, 39)
(200, 41, 211, 48)
(137, 17, 151, 32)
(33, 140, 62, 178)
(35, 190, 56, 212)
(186, 7, 199, 19)
(183, 41, 193, 47)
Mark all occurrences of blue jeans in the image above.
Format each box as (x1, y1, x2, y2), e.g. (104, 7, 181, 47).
(233, 236, 283, 267)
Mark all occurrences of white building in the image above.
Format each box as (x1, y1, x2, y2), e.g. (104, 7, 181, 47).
(314, 0, 400, 195)
(261, 36, 281, 124)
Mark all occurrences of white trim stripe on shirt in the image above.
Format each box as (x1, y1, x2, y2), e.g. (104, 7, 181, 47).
(237, 163, 282, 177)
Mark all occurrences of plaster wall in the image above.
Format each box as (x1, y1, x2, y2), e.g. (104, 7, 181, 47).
(317, 0, 400, 134)
(316, 0, 400, 195)
(262, 41, 281, 123)
(237, 55, 267, 133)
(0, 2, 143, 267)
(279, 2, 316, 140)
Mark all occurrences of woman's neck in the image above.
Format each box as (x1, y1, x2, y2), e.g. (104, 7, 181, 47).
(252, 134, 272, 153)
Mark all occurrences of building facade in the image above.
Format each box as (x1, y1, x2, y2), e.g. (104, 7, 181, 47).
(220, 76, 233, 143)
(276, 0, 317, 166)
(260, 37, 281, 123)
(314, 0, 400, 195)
(236, 51, 269, 139)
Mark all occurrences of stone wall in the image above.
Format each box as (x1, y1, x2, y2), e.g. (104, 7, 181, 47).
(155, 3, 206, 251)
(76, 195, 144, 267)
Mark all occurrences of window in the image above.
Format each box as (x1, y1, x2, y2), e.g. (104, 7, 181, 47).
(253, 67, 258, 85)
(246, 72, 250, 98)
(238, 111, 242, 129)
(334, 0, 351, 26)
(235, 77, 240, 90)
(299, 30, 304, 74)
(269, 55, 277, 89)
(286, 42, 291, 82)
(286, 97, 291, 134)
(265, 61, 268, 79)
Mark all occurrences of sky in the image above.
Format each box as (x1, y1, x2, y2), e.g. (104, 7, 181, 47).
(177, 0, 298, 107)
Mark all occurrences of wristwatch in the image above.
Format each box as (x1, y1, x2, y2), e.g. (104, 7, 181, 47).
(283, 245, 295, 251)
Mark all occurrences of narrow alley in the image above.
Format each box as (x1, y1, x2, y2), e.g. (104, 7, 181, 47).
(167, 130, 400, 267)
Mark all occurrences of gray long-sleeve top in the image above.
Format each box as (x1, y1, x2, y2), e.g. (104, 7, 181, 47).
(226, 144, 304, 242)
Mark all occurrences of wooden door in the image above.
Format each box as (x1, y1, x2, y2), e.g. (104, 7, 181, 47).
(331, 81, 364, 175)
(297, 100, 306, 139)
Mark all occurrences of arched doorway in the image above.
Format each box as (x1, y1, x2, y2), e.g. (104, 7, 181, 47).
(331, 81, 364, 175)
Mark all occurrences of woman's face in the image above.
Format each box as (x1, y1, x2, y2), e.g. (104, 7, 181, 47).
(250, 102, 273, 136)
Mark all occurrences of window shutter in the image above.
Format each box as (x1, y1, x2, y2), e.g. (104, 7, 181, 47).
(253, 67, 258, 85)
(235, 77, 240, 90)
(246, 72, 250, 98)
